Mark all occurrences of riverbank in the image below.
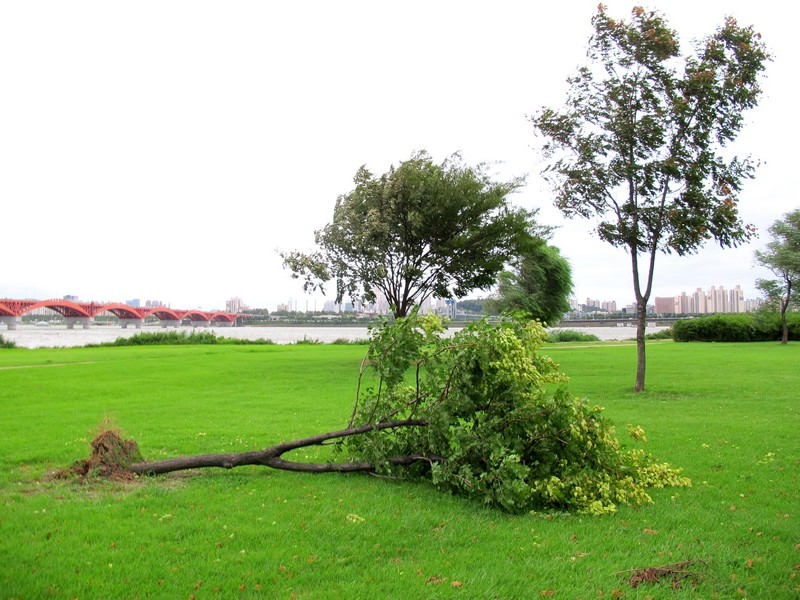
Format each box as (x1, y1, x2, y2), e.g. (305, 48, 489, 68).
(0, 323, 669, 349)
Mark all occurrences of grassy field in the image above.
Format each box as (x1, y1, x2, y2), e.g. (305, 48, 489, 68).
(0, 340, 797, 598)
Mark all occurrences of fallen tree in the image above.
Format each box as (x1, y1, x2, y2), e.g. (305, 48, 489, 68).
(65, 313, 691, 514)
(128, 419, 439, 475)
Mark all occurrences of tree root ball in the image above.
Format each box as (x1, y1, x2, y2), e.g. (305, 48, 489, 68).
(60, 428, 143, 481)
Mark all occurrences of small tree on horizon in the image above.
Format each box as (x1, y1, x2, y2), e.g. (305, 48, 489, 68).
(532, 5, 769, 391)
(755, 209, 800, 344)
(487, 237, 574, 325)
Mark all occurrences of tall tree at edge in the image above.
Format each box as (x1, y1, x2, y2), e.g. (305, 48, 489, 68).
(532, 5, 769, 391)
(755, 209, 800, 344)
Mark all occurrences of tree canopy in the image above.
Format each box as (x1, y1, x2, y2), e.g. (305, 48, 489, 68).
(755, 209, 800, 344)
(532, 5, 769, 391)
(487, 237, 573, 325)
(280, 151, 538, 317)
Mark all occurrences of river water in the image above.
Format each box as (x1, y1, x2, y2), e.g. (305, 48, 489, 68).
(1, 323, 667, 349)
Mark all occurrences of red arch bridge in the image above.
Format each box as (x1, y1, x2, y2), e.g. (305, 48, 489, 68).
(0, 298, 243, 330)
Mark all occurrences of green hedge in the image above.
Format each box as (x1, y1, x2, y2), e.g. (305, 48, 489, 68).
(91, 330, 277, 347)
(546, 329, 601, 343)
(671, 312, 800, 342)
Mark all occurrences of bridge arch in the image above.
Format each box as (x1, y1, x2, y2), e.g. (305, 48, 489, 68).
(1, 298, 241, 329)
(142, 307, 182, 321)
(94, 303, 146, 320)
(19, 299, 92, 318)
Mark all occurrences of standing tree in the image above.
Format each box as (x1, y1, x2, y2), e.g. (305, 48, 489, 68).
(487, 237, 573, 324)
(533, 5, 769, 391)
(280, 151, 538, 317)
(754, 209, 800, 344)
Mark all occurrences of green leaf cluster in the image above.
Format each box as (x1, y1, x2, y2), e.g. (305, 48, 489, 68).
(343, 312, 689, 514)
(280, 151, 539, 317)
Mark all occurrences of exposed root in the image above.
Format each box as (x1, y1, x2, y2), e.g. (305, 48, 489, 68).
(57, 428, 143, 482)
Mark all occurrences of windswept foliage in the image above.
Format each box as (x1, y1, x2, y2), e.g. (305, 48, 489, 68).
(488, 237, 573, 325)
(343, 313, 689, 514)
(280, 151, 538, 317)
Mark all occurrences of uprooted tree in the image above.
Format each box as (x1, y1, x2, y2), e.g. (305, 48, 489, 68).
(69, 314, 690, 514)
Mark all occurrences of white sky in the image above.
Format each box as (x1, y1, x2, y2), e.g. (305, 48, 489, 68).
(1, 1, 796, 311)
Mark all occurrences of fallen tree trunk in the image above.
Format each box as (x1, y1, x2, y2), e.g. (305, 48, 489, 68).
(127, 418, 440, 476)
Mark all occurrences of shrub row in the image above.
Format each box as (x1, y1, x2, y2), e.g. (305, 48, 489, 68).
(94, 331, 368, 347)
(93, 330, 276, 347)
(546, 329, 601, 343)
(671, 312, 800, 342)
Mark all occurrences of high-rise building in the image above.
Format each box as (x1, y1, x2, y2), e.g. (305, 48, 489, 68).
(692, 288, 707, 314)
(654, 297, 675, 314)
(707, 286, 729, 313)
(653, 284, 759, 315)
(226, 297, 247, 313)
(675, 292, 690, 315)
(744, 298, 762, 312)
(729, 285, 745, 313)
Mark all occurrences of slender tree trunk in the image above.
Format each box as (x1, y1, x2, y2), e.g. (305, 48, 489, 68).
(630, 250, 647, 393)
(780, 304, 789, 345)
(635, 297, 647, 392)
(781, 281, 792, 344)
(630, 245, 657, 393)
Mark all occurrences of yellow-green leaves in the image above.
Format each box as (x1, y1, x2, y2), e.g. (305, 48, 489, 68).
(345, 313, 689, 513)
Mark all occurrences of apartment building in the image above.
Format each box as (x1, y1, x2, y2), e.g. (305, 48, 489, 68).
(654, 284, 754, 315)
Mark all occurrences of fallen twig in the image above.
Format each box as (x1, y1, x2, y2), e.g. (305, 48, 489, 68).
(617, 559, 708, 589)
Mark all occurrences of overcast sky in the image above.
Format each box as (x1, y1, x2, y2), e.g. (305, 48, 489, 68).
(1, 1, 796, 311)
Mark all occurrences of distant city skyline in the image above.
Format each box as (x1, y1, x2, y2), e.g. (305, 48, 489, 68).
(2, 280, 769, 317)
(570, 283, 763, 315)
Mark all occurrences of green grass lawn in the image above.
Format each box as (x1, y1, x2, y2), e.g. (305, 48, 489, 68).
(1, 341, 797, 598)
